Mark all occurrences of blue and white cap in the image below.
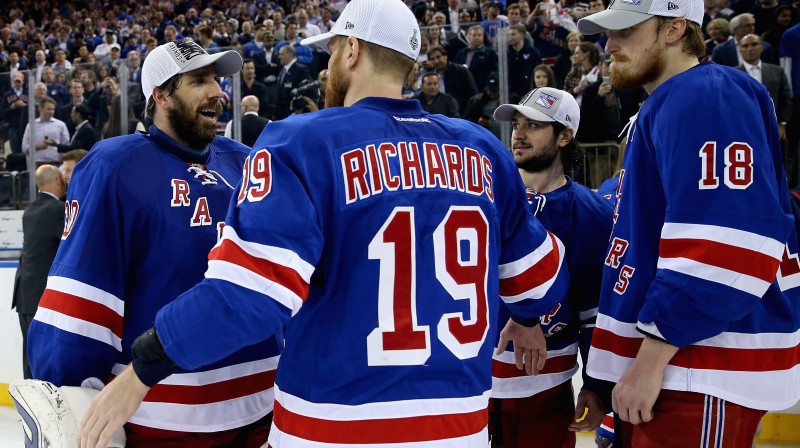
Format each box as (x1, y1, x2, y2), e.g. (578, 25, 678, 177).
(577, 0, 704, 35)
(494, 87, 580, 133)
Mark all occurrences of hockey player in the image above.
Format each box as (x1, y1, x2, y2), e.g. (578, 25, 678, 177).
(21, 39, 281, 446)
(77, 0, 570, 447)
(576, 0, 800, 445)
(490, 88, 613, 447)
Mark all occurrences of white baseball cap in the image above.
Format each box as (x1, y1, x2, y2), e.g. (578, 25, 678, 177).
(300, 0, 421, 60)
(494, 87, 580, 133)
(141, 38, 243, 101)
(577, 0, 704, 35)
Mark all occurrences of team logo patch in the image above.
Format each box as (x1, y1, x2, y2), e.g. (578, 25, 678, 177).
(536, 92, 558, 109)
(410, 29, 419, 51)
(620, 0, 643, 5)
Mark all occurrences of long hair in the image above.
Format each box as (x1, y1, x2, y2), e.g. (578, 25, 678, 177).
(552, 121, 583, 170)
(532, 64, 557, 89)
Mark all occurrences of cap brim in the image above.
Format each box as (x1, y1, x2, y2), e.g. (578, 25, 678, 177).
(301, 32, 336, 53)
(182, 49, 243, 77)
(494, 104, 556, 123)
(577, 9, 652, 34)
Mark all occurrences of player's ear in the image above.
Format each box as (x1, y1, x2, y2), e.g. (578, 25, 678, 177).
(152, 87, 171, 111)
(558, 127, 574, 148)
(345, 36, 360, 70)
(664, 17, 687, 45)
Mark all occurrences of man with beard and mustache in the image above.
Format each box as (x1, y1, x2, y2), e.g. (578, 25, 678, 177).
(76, 1, 570, 447)
(489, 87, 613, 447)
(577, 0, 800, 446)
(16, 38, 281, 448)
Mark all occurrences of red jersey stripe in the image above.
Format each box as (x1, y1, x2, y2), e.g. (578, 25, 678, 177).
(209, 239, 309, 300)
(273, 400, 487, 444)
(660, 238, 780, 283)
(500, 232, 561, 297)
(38, 289, 123, 338)
(492, 353, 578, 378)
(107, 370, 276, 405)
(592, 327, 800, 371)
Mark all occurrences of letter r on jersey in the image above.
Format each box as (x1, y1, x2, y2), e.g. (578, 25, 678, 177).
(171, 179, 190, 207)
(605, 237, 629, 269)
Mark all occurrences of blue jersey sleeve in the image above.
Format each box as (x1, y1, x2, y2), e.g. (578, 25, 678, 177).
(637, 69, 793, 347)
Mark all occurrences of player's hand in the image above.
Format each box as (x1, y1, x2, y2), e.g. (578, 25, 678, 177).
(569, 389, 605, 431)
(78, 365, 150, 448)
(612, 337, 678, 425)
(495, 318, 547, 375)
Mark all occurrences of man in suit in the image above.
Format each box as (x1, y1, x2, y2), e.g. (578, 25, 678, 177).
(224, 95, 270, 147)
(12, 164, 67, 379)
(455, 25, 499, 91)
(52, 104, 96, 153)
(429, 44, 479, 116)
(414, 72, 460, 117)
(276, 44, 312, 119)
(712, 13, 775, 66)
(738, 33, 794, 182)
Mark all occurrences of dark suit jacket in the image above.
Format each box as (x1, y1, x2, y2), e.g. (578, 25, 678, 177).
(12, 193, 65, 315)
(57, 121, 97, 152)
(442, 62, 479, 116)
(454, 45, 499, 91)
(736, 63, 793, 123)
(712, 38, 776, 66)
(241, 113, 271, 148)
(276, 61, 313, 119)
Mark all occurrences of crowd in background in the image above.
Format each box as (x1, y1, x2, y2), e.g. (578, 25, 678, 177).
(0, 0, 798, 190)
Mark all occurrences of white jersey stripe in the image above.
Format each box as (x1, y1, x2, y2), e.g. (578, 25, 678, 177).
(274, 384, 490, 421)
(498, 234, 555, 278)
(657, 257, 771, 297)
(45, 276, 124, 316)
(206, 260, 304, 315)
(661, 223, 784, 257)
(221, 226, 315, 281)
(33, 307, 122, 351)
(112, 356, 279, 386)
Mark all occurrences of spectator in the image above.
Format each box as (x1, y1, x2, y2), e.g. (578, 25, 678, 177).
(318, 5, 336, 33)
(22, 96, 69, 164)
(464, 71, 502, 139)
(51, 48, 73, 77)
(274, 21, 313, 65)
(31, 50, 48, 84)
(273, 9, 286, 42)
(554, 32, 584, 89)
(275, 44, 312, 119)
(296, 8, 321, 39)
(60, 148, 89, 187)
(5, 46, 28, 86)
(414, 71, 460, 117)
(713, 13, 776, 66)
(12, 164, 66, 379)
(243, 24, 276, 79)
(428, 44, 479, 116)
(238, 20, 255, 45)
(762, 5, 797, 54)
(754, 0, 780, 35)
(3, 71, 30, 153)
(127, 51, 142, 84)
(705, 0, 733, 20)
(93, 29, 117, 59)
(705, 18, 731, 59)
(197, 25, 220, 53)
(455, 25, 499, 91)
(57, 79, 85, 132)
(317, 68, 329, 109)
(104, 44, 124, 69)
(41, 66, 70, 108)
(508, 23, 542, 98)
(73, 44, 91, 64)
(224, 95, 270, 147)
(54, 103, 96, 154)
(101, 94, 143, 139)
(533, 64, 558, 88)
(446, 10, 471, 61)
(241, 58, 271, 117)
(480, 1, 508, 44)
(564, 41, 600, 105)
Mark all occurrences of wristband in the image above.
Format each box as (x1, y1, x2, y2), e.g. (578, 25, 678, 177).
(509, 312, 541, 328)
(131, 327, 180, 387)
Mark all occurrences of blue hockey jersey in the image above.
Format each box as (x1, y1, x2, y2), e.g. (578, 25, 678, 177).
(28, 126, 282, 434)
(493, 180, 613, 398)
(588, 62, 800, 411)
(152, 97, 569, 447)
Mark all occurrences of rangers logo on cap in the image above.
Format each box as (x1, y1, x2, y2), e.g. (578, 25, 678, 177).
(536, 92, 559, 109)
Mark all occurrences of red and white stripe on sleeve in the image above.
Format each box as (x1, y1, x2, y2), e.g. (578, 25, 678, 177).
(498, 231, 565, 304)
(658, 223, 784, 297)
(34, 276, 125, 351)
(205, 226, 316, 316)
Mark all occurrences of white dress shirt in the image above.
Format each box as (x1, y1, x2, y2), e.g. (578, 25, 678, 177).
(21, 117, 70, 163)
(743, 60, 762, 84)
